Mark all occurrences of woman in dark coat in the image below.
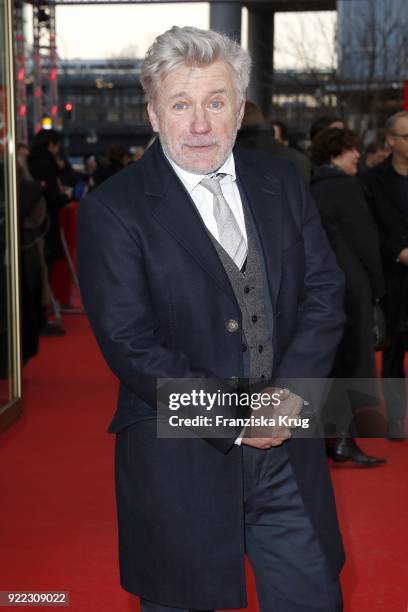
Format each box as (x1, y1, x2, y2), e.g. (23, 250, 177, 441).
(18, 161, 48, 361)
(27, 129, 72, 335)
(27, 129, 71, 269)
(310, 127, 386, 465)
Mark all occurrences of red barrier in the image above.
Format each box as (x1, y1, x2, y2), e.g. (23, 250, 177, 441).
(50, 201, 79, 306)
(404, 80, 408, 110)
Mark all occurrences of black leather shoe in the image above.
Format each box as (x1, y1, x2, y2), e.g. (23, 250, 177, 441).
(40, 322, 66, 337)
(328, 438, 386, 466)
(387, 420, 405, 441)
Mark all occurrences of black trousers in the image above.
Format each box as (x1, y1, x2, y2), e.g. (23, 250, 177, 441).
(141, 445, 342, 612)
(382, 332, 406, 423)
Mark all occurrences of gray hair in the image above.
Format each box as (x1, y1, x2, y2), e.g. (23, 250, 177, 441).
(141, 26, 251, 104)
(385, 111, 408, 134)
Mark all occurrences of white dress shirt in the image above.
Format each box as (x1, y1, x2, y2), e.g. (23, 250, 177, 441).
(166, 153, 248, 247)
(166, 152, 246, 445)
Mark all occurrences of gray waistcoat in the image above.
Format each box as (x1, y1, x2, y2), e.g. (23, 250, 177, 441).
(208, 198, 273, 382)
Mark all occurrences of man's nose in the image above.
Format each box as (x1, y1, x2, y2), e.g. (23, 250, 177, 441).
(190, 107, 211, 133)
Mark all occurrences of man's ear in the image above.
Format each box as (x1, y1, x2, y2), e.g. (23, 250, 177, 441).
(147, 102, 160, 133)
(237, 99, 245, 130)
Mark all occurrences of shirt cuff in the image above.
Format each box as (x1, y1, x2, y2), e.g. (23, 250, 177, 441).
(234, 425, 246, 445)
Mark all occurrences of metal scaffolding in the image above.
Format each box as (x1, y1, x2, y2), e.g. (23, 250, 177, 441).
(14, 0, 28, 143)
(32, 2, 59, 133)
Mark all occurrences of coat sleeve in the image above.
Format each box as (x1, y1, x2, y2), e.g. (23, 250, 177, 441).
(77, 192, 239, 453)
(19, 178, 44, 220)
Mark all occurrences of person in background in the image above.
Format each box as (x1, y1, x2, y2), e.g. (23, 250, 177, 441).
(84, 154, 98, 178)
(27, 129, 72, 336)
(92, 144, 130, 187)
(364, 143, 390, 169)
(270, 120, 290, 146)
(77, 154, 98, 195)
(16, 142, 30, 167)
(17, 160, 48, 362)
(362, 111, 408, 440)
(237, 100, 312, 183)
(130, 146, 145, 162)
(310, 127, 386, 465)
(56, 153, 81, 190)
(310, 115, 345, 143)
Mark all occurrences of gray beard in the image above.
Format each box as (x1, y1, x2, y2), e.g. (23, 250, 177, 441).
(158, 131, 238, 175)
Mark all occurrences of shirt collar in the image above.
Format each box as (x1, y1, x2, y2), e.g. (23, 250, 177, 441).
(165, 150, 236, 195)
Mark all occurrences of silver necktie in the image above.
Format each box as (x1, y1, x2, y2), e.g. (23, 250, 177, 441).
(200, 174, 247, 269)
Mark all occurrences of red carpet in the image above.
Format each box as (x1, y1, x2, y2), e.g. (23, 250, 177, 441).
(0, 314, 407, 611)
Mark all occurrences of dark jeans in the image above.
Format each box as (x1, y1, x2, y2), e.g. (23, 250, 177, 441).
(141, 445, 342, 612)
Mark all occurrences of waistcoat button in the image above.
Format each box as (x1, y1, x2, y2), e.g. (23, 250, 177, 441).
(226, 319, 239, 333)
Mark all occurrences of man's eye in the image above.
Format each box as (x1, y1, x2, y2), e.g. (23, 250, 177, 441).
(210, 100, 223, 109)
(173, 102, 187, 111)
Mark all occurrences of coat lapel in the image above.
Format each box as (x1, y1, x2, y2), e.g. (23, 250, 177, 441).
(142, 140, 284, 305)
(235, 153, 283, 306)
(144, 141, 237, 302)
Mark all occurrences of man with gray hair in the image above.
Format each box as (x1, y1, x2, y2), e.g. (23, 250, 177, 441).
(363, 110, 408, 440)
(78, 26, 345, 611)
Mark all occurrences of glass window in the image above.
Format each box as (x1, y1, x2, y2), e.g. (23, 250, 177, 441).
(106, 110, 120, 122)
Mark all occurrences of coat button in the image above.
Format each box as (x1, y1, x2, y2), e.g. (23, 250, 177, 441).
(244, 286, 250, 294)
(252, 315, 258, 323)
(226, 319, 239, 333)
(242, 344, 248, 352)
(258, 345, 263, 353)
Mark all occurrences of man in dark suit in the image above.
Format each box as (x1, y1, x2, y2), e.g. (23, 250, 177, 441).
(78, 26, 345, 612)
(363, 111, 408, 440)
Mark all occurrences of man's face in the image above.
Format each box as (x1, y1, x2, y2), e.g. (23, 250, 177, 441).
(147, 61, 245, 174)
(387, 117, 408, 163)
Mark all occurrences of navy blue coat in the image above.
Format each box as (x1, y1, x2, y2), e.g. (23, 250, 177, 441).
(77, 140, 345, 609)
